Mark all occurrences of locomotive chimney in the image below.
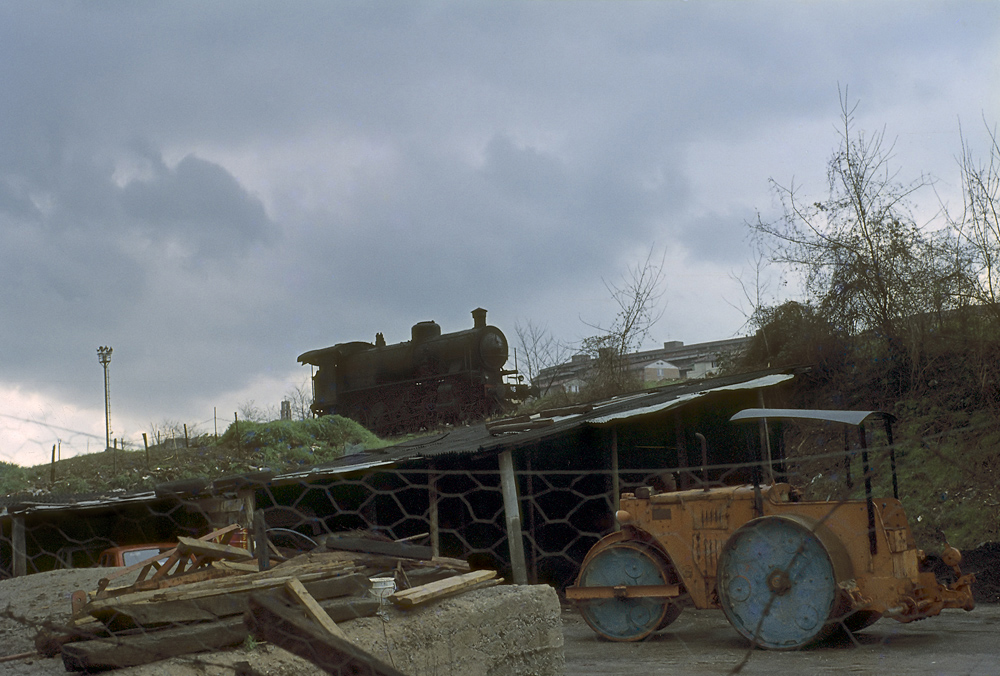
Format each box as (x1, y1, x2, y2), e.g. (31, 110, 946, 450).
(472, 307, 487, 329)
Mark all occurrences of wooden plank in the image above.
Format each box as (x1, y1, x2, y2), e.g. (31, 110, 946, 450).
(87, 559, 358, 613)
(97, 547, 179, 595)
(96, 524, 243, 595)
(430, 556, 471, 571)
(61, 615, 247, 671)
(246, 592, 409, 676)
(0, 651, 36, 664)
(321, 536, 433, 561)
(109, 564, 242, 596)
(320, 596, 380, 623)
(499, 450, 527, 585)
(176, 535, 253, 561)
(214, 559, 261, 574)
(285, 577, 348, 640)
(86, 572, 372, 629)
(147, 549, 184, 582)
(390, 570, 497, 607)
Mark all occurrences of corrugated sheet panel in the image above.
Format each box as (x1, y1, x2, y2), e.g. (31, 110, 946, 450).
(586, 373, 795, 425)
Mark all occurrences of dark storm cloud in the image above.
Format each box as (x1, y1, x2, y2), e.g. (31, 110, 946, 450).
(120, 151, 273, 259)
(0, 1, 996, 460)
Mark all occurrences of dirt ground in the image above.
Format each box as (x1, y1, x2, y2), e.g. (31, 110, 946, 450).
(1, 568, 997, 675)
(562, 604, 999, 676)
(0, 568, 325, 676)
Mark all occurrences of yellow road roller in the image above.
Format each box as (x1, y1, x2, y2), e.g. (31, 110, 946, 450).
(566, 409, 975, 649)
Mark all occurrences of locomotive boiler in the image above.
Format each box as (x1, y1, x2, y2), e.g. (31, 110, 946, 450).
(298, 308, 530, 435)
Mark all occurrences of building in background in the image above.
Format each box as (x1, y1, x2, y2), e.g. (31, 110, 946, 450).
(536, 337, 749, 394)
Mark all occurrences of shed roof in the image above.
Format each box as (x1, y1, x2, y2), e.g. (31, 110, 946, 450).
(2, 366, 802, 511)
(264, 366, 802, 484)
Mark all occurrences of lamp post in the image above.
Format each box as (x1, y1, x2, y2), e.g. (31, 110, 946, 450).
(97, 346, 113, 452)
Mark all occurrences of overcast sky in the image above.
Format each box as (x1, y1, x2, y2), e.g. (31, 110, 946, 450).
(1, 1, 998, 466)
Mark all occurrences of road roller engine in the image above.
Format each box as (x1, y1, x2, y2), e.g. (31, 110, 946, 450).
(566, 409, 975, 649)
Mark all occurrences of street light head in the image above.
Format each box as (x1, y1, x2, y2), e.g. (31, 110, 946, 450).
(97, 346, 113, 365)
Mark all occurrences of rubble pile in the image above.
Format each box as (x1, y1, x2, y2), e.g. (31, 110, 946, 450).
(36, 527, 564, 675)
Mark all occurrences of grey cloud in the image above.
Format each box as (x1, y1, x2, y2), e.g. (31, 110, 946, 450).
(120, 152, 274, 260)
(0, 1, 996, 451)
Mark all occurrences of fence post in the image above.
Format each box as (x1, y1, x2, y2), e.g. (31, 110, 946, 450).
(50, 444, 57, 484)
(499, 450, 527, 585)
(12, 514, 26, 577)
(254, 510, 269, 571)
(428, 470, 439, 558)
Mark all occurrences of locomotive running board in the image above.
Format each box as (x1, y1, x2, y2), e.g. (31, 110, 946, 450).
(565, 584, 681, 600)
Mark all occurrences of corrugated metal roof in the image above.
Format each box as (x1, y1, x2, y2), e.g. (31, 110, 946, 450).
(2, 367, 803, 513)
(586, 374, 794, 424)
(1, 490, 164, 517)
(266, 366, 803, 478)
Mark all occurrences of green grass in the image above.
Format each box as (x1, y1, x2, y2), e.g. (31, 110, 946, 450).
(10, 415, 391, 499)
(790, 403, 1000, 552)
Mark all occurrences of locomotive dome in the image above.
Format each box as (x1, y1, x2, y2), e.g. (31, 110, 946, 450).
(411, 320, 441, 343)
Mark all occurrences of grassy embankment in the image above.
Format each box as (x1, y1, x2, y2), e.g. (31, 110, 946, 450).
(0, 415, 384, 499)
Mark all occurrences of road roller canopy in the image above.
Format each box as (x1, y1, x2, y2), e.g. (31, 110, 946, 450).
(729, 408, 896, 426)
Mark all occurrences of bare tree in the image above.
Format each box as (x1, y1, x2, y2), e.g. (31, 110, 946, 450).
(238, 400, 276, 423)
(285, 380, 314, 420)
(148, 419, 200, 447)
(750, 89, 965, 392)
(580, 245, 667, 396)
(952, 119, 1000, 319)
(513, 320, 569, 397)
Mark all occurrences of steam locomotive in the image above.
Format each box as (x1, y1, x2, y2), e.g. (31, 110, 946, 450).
(298, 308, 531, 435)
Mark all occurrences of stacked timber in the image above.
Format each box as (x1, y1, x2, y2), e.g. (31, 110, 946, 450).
(42, 529, 493, 673)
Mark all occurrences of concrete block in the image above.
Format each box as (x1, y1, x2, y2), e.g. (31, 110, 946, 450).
(344, 584, 565, 676)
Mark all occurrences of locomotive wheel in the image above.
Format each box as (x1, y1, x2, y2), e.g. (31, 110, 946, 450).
(576, 542, 681, 641)
(717, 515, 850, 650)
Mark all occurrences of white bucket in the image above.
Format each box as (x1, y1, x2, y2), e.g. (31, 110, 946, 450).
(369, 576, 396, 605)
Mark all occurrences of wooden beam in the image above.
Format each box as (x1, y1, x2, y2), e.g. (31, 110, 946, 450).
(499, 450, 527, 585)
(246, 592, 409, 676)
(176, 536, 254, 561)
(564, 583, 681, 600)
(253, 511, 269, 571)
(285, 577, 348, 640)
(61, 614, 247, 671)
(428, 470, 440, 558)
(85, 570, 369, 629)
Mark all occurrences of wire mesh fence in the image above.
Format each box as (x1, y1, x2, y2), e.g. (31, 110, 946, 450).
(0, 422, 992, 674)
